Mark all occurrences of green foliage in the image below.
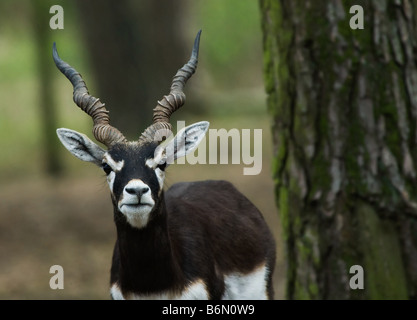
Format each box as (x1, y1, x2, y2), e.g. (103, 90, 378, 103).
(357, 202, 408, 299)
(0, 1, 90, 177)
(192, 0, 263, 88)
(0, 0, 267, 177)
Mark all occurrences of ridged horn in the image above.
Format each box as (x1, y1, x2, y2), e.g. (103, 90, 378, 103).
(139, 30, 201, 143)
(52, 43, 127, 147)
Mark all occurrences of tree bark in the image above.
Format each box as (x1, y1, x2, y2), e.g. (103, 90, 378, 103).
(260, 0, 417, 299)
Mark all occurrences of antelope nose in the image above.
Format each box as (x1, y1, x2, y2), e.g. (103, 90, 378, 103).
(125, 186, 149, 197)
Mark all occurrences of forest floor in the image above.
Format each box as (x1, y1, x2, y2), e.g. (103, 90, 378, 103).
(0, 163, 285, 300)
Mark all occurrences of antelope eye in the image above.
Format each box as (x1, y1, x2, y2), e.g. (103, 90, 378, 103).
(102, 163, 113, 175)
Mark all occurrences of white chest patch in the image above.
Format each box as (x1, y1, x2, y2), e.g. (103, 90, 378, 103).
(111, 279, 209, 300)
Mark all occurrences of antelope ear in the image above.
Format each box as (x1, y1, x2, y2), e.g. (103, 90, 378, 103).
(164, 121, 209, 165)
(57, 128, 105, 166)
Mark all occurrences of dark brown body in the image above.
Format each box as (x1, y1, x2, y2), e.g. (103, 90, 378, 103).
(110, 180, 276, 300)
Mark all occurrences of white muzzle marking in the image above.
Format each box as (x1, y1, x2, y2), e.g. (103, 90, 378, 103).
(118, 179, 155, 228)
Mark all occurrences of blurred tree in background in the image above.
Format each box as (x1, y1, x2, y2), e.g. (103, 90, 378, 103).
(0, 0, 264, 178)
(261, 0, 417, 299)
(73, 0, 187, 139)
(0, 0, 281, 300)
(73, 0, 264, 138)
(32, 0, 62, 175)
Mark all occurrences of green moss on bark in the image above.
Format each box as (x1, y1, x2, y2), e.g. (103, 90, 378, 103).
(261, 0, 416, 300)
(357, 202, 408, 299)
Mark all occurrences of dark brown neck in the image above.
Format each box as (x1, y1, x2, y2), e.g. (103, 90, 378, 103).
(112, 193, 183, 295)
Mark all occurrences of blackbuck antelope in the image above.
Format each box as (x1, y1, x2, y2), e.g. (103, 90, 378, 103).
(53, 31, 276, 300)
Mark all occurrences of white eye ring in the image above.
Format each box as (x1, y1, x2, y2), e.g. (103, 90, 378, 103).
(103, 154, 125, 172)
(146, 155, 166, 170)
(145, 145, 167, 170)
(154, 167, 165, 189)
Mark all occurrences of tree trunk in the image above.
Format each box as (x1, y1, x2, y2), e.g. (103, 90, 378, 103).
(74, 0, 186, 139)
(33, 0, 62, 175)
(260, 0, 417, 299)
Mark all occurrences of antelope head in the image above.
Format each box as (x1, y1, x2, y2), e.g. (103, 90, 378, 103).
(54, 31, 208, 228)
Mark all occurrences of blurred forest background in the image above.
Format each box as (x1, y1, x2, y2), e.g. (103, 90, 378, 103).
(0, 0, 283, 298)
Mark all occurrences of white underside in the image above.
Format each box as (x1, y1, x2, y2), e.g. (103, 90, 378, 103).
(111, 279, 209, 300)
(110, 265, 268, 300)
(222, 265, 268, 300)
